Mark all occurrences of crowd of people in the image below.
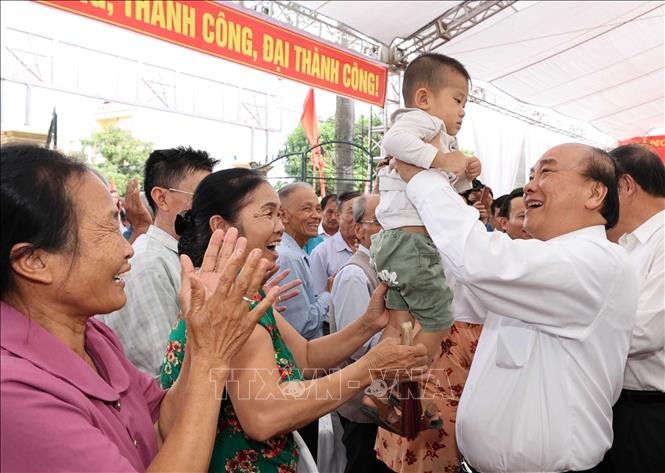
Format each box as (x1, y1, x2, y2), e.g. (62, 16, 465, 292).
(1, 52, 663, 473)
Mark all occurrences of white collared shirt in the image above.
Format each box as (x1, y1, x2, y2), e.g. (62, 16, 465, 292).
(309, 231, 354, 296)
(330, 245, 381, 361)
(406, 170, 638, 473)
(330, 245, 382, 423)
(618, 209, 665, 392)
(99, 225, 181, 378)
(317, 222, 334, 239)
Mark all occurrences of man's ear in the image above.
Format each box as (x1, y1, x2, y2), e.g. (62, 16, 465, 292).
(208, 215, 230, 233)
(413, 87, 431, 110)
(150, 186, 169, 212)
(586, 181, 608, 212)
(8, 244, 56, 286)
(495, 216, 507, 232)
(353, 222, 363, 241)
(278, 208, 289, 225)
(618, 174, 637, 197)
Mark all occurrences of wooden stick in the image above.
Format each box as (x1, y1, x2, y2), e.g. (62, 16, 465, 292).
(400, 321, 413, 346)
(399, 321, 421, 440)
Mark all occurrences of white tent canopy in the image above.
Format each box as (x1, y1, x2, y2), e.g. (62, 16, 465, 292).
(301, 1, 664, 141)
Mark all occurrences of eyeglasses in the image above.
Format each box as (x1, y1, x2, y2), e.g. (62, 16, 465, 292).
(359, 219, 380, 225)
(168, 187, 194, 196)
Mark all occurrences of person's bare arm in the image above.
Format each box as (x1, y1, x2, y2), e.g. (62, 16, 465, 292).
(228, 329, 428, 442)
(274, 285, 390, 374)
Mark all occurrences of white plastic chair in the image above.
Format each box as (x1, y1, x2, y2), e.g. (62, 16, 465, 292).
(293, 430, 319, 473)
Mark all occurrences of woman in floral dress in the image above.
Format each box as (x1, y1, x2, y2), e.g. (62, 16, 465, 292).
(375, 321, 482, 473)
(161, 170, 430, 473)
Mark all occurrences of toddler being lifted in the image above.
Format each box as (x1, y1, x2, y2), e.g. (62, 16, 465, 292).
(372, 53, 481, 362)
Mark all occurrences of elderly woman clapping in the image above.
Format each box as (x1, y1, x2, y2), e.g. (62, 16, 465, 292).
(161, 169, 430, 472)
(0, 145, 281, 472)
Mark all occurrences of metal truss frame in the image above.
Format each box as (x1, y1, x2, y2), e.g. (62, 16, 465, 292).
(468, 85, 592, 142)
(2, 1, 608, 155)
(391, 0, 517, 67)
(241, 0, 602, 149)
(235, 1, 386, 61)
(1, 26, 282, 133)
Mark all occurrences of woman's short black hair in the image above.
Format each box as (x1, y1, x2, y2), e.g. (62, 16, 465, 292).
(1, 144, 89, 296)
(176, 168, 266, 267)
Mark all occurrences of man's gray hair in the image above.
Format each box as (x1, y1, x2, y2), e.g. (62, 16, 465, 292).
(352, 194, 369, 223)
(278, 181, 314, 202)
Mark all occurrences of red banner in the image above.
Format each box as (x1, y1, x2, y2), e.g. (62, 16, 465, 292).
(620, 135, 665, 163)
(36, 0, 388, 107)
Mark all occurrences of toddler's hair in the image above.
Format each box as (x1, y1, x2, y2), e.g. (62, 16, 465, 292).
(402, 53, 470, 107)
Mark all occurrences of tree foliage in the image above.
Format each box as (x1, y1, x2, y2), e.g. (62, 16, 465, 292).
(78, 126, 152, 194)
(279, 116, 382, 194)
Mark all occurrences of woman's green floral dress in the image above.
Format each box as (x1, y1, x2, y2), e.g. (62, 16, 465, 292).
(161, 291, 301, 473)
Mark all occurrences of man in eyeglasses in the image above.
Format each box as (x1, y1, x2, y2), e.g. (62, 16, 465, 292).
(100, 146, 217, 377)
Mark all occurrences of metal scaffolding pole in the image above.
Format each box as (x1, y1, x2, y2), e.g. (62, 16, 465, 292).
(390, 1, 517, 67)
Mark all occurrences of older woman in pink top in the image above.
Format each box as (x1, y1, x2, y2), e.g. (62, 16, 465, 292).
(0, 145, 279, 472)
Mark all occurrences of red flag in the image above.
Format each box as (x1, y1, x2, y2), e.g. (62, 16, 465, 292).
(300, 88, 326, 196)
(301, 89, 319, 151)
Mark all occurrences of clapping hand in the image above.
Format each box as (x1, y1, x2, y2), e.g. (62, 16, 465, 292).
(123, 178, 152, 232)
(183, 232, 280, 365)
(178, 228, 242, 314)
(179, 229, 301, 315)
(263, 267, 301, 312)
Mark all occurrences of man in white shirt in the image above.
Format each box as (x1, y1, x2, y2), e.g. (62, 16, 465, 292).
(395, 143, 639, 473)
(101, 147, 216, 377)
(500, 187, 531, 240)
(310, 191, 360, 296)
(599, 144, 665, 473)
(319, 193, 339, 238)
